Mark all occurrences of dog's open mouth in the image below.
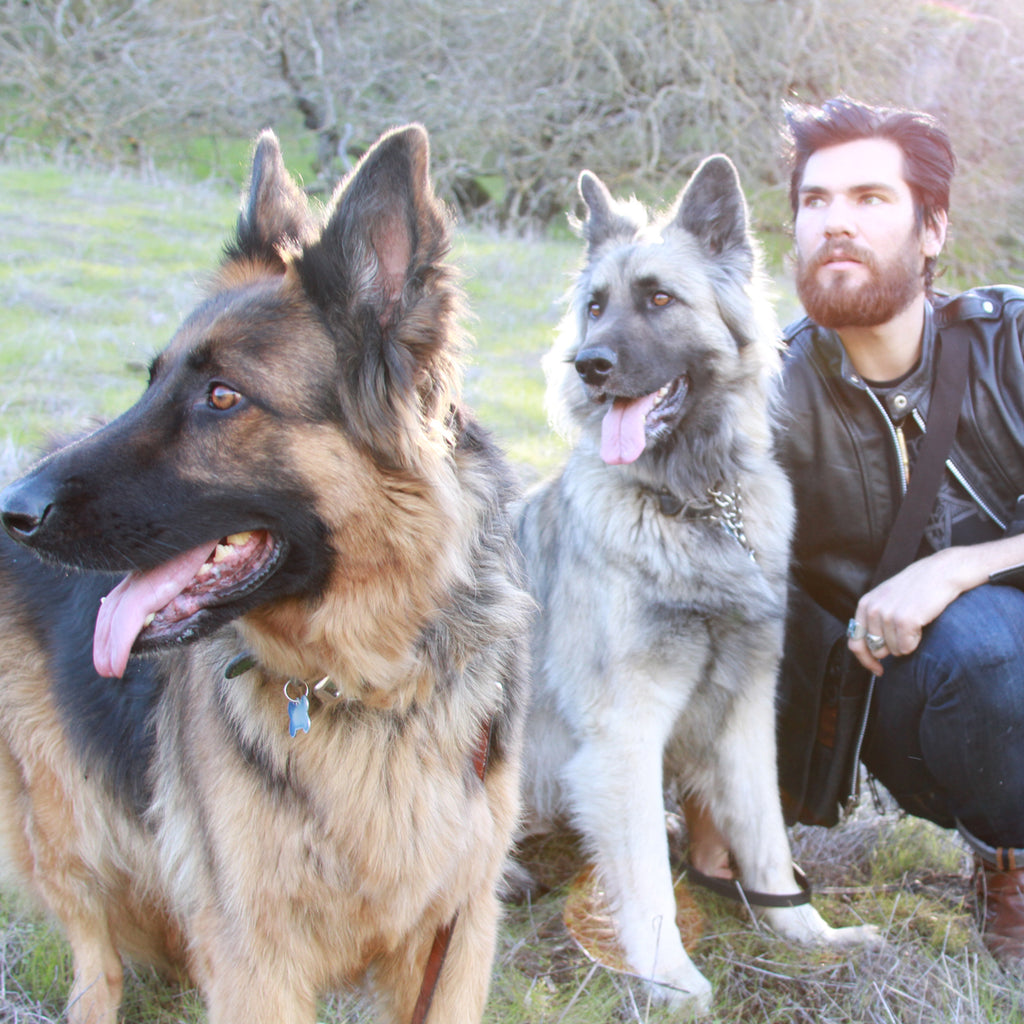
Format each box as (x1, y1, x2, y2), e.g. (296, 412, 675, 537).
(93, 529, 283, 679)
(599, 375, 690, 465)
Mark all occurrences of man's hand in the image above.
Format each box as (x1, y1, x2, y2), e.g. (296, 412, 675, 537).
(847, 534, 1024, 673)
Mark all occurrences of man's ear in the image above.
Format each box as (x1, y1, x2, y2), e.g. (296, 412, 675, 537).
(923, 209, 948, 258)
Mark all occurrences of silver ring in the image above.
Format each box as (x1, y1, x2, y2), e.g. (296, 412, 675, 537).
(866, 633, 885, 652)
(846, 618, 866, 641)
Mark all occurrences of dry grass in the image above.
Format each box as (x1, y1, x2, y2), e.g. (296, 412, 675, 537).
(491, 798, 1024, 1024)
(6, 798, 1019, 1023)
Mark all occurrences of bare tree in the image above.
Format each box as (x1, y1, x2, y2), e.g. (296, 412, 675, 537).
(0, 0, 281, 163)
(1, 0, 1021, 277)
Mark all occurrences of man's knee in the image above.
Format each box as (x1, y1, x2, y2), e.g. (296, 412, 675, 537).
(921, 584, 1024, 675)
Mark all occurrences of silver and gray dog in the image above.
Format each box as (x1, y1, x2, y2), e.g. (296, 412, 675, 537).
(518, 155, 878, 1012)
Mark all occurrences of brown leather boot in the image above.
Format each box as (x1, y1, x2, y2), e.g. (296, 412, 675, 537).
(976, 858, 1024, 969)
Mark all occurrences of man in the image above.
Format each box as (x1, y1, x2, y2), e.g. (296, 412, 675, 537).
(693, 96, 1024, 967)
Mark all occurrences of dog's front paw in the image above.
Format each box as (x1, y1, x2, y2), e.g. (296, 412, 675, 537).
(644, 966, 713, 1017)
(764, 904, 883, 949)
(821, 922, 884, 948)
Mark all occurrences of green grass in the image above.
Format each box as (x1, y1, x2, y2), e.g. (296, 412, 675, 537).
(0, 163, 236, 464)
(1, 159, 1023, 1023)
(454, 230, 576, 479)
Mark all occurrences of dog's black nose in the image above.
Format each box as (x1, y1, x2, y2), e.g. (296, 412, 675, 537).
(0, 480, 52, 542)
(575, 347, 617, 387)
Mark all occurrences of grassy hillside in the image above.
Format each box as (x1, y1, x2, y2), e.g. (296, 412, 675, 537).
(0, 161, 1022, 1023)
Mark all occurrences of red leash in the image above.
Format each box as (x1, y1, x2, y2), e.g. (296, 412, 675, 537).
(410, 717, 494, 1024)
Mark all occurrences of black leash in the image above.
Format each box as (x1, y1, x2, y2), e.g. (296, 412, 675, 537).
(684, 861, 812, 908)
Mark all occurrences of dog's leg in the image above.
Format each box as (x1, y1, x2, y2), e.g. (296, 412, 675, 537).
(706, 676, 880, 948)
(418, 886, 501, 1024)
(373, 886, 499, 1024)
(62, 914, 124, 1024)
(194, 917, 317, 1024)
(565, 703, 713, 1012)
(3, 749, 126, 1024)
(204, 973, 316, 1024)
(206, 980, 316, 1024)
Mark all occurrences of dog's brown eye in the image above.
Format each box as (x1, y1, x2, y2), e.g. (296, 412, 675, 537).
(208, 384, 241, 411)
(651, 292, 673, 308)
(588, 301, 602, 319)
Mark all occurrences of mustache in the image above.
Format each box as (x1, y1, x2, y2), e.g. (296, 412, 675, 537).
(803, 242, 878, 273)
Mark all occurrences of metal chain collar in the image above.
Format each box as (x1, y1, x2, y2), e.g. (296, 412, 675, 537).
(706, 486, 756, 560)
(650, 483, 756, 561)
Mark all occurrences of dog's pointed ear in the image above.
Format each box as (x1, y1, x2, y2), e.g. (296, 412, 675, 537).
(676, 155, 768, 349)
(579, 171, 639, 254)
(675, 155, 753, 271)
(304, 123, 449, 331)
(227, 130, 313, 271)
(296, 124, 460, 469)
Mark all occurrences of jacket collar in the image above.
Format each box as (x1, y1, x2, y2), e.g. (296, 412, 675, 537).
(811, 301, 936, 422)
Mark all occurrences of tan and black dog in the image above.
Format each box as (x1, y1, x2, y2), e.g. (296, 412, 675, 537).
(0, 125, 530, 1024)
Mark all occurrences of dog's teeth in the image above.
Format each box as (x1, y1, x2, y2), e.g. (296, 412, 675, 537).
(143, 613, 155, 628)
(196, 561, 213, 577)
(213, 544, 232, 563)
(225, 532, 253, 546)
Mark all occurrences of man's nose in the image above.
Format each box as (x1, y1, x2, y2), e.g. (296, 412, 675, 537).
(822, 197, 856, 238)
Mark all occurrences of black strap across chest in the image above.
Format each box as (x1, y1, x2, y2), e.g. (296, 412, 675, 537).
(871, 326, 970, 588)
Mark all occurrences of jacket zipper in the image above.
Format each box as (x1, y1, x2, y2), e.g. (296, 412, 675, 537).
(910, 408, 1006, 530)
(843, 385, 903, 808)
(844, 673, 876, 811)
(840, 395, 1006, 813)
(864, 387, 908, 496)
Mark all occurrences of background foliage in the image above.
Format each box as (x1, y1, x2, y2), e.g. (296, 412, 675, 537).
(1, 0, 1022, 280)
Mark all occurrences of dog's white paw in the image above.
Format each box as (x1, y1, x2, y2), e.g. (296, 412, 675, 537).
(764, 904, 883, 949)
(821, 922, 884, 948)
(644, 967, 713, 1017)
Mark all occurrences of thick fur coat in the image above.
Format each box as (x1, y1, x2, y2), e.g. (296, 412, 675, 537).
(0, 126, 530, 1024)
(517, 156, 877, 1011)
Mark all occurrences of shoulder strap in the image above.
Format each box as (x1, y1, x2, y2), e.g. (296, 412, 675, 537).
(871, 325, 970, 588)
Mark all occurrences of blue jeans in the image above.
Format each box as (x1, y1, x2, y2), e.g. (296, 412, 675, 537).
(861, 583, 1024, 848)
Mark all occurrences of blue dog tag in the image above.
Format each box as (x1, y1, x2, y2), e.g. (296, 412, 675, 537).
(287, 689, 311, 737)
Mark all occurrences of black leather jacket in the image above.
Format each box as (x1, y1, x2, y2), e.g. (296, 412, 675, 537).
(779, 285, 1024, 622)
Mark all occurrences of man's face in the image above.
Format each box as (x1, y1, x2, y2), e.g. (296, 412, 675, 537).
(793, 137, 945, 329)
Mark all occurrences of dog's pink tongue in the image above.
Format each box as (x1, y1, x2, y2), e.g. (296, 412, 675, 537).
(600, 392, 660, 465)
(93, 541, 217, 679)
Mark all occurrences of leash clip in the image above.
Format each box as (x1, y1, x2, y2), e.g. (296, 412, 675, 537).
(313, 675, 343, 702)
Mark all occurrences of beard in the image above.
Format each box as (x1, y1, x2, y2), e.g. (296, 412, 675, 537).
(795, 233, 925, 329)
